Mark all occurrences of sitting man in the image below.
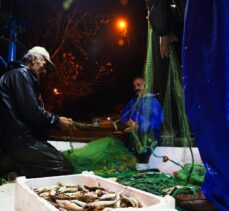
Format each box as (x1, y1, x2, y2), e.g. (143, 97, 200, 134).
(0, 46, 74, 178)
(119, 77, 163, 162)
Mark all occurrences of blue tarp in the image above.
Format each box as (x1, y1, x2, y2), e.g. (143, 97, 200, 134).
(182, 1, 229, 210)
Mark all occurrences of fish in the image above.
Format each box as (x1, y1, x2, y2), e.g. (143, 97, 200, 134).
(62, 191, 97, 202)
(87, 199, 119, 209)
(128, 196, 140, 207)
(56, 191, 84, 200)
(120, 195, 140, 208)
(70, 199, 87, 208)
(39, 192, 50, 199)
(34, 187, 51, 194)
(58, 186, 79, 193)
(85, 191, 99, 198)
(50, 189, 57, 198)
(95, 189, 105, 197)
(115, 192, 121, 208)
(99, 193, 116, 200)
(84, 185, 105, 192)
(78, 185, 89, 192)
(34, 184, 141, 210)
(65, 184, 79, 188)
(56, 200, 84, 211)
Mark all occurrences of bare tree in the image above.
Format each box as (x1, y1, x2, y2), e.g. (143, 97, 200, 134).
(20, 0, 114, 111)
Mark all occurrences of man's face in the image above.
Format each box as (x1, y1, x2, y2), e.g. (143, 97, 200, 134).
(31, 57, 47, 74)
(133, 78, 144, 96)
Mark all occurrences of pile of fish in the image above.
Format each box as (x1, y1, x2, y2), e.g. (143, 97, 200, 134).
(33, 183, 142, 211)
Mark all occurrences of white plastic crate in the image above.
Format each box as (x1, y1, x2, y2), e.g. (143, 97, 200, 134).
(14, 172, 177, 211)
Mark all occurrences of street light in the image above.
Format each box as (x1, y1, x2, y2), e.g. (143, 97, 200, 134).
(116, 18, 129, 46)
(116, 19, 128, 37)
(118, 20, 127, 29)
(117, 19, 127, 29)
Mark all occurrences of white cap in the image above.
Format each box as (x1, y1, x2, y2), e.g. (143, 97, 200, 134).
(28, 46, 54, 66)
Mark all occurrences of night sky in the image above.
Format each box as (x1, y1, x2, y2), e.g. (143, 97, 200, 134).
(0, 0, 148, 120)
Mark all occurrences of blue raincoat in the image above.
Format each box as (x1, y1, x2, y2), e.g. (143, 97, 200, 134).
(120, 93, 163, 139)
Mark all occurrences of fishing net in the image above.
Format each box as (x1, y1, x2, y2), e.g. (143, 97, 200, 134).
(64, 4, 201, 201)
(144, 20, 154, 93)
(66, 17, 195, 172)
(93, 164, 205, 199)
(174, 164, 205, 186)
(113, 13, 194, 172)
(115, 163, 205, 197)
(98, 164, 206, 210)
(64, 136, 137, 174)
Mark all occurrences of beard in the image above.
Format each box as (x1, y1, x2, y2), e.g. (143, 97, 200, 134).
(37, 67, 47, 75)
(135, 90, 141, 96)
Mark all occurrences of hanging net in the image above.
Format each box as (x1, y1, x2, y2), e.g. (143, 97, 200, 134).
(63, 7, 203, 205)
(65, 17, 195, 173)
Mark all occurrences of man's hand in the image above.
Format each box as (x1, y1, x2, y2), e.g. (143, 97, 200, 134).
(159, 34, 178, 59)
(113, 130, 125, 135)
(124, 119, 139, 133)
(160, 36, 169, 59)
(57, 116, 74, 131)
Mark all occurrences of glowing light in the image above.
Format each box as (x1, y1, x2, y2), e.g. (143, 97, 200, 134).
(116, 19, 128, 37)
(119, 21, 126, 28)
(117, 20, 127, 30)
(118, 39, 125, 46)
(107, 117, 111, 121)
(53, 88, 60, 95)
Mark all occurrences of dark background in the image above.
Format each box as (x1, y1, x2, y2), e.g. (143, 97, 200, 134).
(0, 0, 150, 120)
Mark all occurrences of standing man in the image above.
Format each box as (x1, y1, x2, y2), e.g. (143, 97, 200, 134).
(0, 46, 74, 178)
(146, 0, 186, 59)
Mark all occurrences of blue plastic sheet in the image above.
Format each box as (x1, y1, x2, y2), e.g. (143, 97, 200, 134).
(182, 1, 229, 210)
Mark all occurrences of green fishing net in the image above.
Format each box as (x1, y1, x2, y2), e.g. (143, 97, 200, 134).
(64, 7, 199, 199)
(174, 163, 205, 186)
(65, 18, 196, 177)
(144, 20, 154, 93)
(115, 163, 205, 197)
(64, 136, 137, 174)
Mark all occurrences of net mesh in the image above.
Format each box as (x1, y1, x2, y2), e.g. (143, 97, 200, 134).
(65, 19, 195, 176)
(115, 163, 205, 197)
(64, 136, 137, 174)
(64, 12, 200, 200)
(144, 20, 154, 93)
